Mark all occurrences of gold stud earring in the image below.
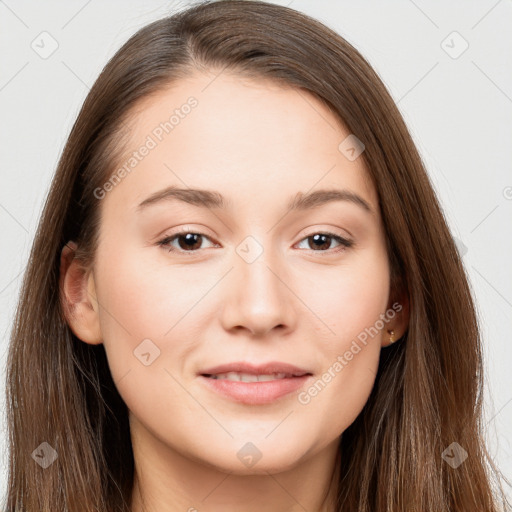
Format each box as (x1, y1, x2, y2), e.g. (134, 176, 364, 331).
(388, 329, 395, 344)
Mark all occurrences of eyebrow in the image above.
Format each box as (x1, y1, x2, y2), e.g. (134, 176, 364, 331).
(136, 185, 373, 215)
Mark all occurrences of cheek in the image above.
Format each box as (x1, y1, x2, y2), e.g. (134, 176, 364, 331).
(92, 246, 221, 382)
(92, 247, 175, 382)
(92, 249, 201, 427)
(95, 242, 208, 334)
(293, 253, 390, 429)
(293, 250, 390, 341)
(95, 255, 163, 335)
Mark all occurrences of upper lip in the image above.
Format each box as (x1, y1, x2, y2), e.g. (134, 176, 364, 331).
(199, 361, 312, 377)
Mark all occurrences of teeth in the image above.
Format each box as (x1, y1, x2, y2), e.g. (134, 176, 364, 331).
(208, 372, 290, 382)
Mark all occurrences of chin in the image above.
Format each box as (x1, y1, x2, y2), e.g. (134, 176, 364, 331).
(195, 441, 309, 476)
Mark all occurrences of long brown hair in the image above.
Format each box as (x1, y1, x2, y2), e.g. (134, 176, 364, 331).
(4, 1, 510, 510)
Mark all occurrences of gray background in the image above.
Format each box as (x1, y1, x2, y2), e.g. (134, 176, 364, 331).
(0, 0, 511, 502)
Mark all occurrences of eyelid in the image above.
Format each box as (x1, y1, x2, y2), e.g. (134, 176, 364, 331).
(295, 223, 354, 241)
(157, 224, 216, 241)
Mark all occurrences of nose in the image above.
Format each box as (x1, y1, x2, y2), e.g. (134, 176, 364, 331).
(219, 247, 297, 338)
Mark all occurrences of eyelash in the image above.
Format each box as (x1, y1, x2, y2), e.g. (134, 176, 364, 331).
(156, 230, 354, 256)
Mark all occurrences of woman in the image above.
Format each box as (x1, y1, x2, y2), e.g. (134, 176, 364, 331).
(4, 0, 510, 510)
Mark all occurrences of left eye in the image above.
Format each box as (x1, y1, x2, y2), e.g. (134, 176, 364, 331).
(295, 232, 353, 253)
(157, 231, 353, 254)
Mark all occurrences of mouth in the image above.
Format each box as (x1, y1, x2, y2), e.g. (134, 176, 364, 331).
(199, 361, 311, 377)
(202, 371, 309, 382)
(198, 362, 313, 405)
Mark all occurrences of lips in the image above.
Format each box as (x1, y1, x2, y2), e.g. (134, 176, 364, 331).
(199, 361, 311, 378)
(198, 361, 313, 405)
(207, 372, 294, 382)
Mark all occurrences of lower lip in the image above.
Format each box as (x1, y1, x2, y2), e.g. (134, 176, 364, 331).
(199, 375, 312, 405)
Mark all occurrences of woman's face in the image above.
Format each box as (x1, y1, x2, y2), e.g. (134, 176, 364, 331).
(76, 71, 398, 474)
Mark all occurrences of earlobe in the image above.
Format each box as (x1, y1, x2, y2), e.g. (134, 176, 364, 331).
(383, 288, 410, 347)
(59, 241, 103, 345)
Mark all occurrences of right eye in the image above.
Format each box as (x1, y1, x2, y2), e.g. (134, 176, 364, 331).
(157, 231, 218, 254)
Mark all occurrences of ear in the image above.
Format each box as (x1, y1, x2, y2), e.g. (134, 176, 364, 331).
(382, 285, 409, 347)
(59, 241, 103, 345)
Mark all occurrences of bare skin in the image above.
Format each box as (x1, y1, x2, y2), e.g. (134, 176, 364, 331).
(60, 70, 408, 512)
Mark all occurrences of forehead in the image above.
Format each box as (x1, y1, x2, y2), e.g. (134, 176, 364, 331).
(101, 70, 378, 217)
